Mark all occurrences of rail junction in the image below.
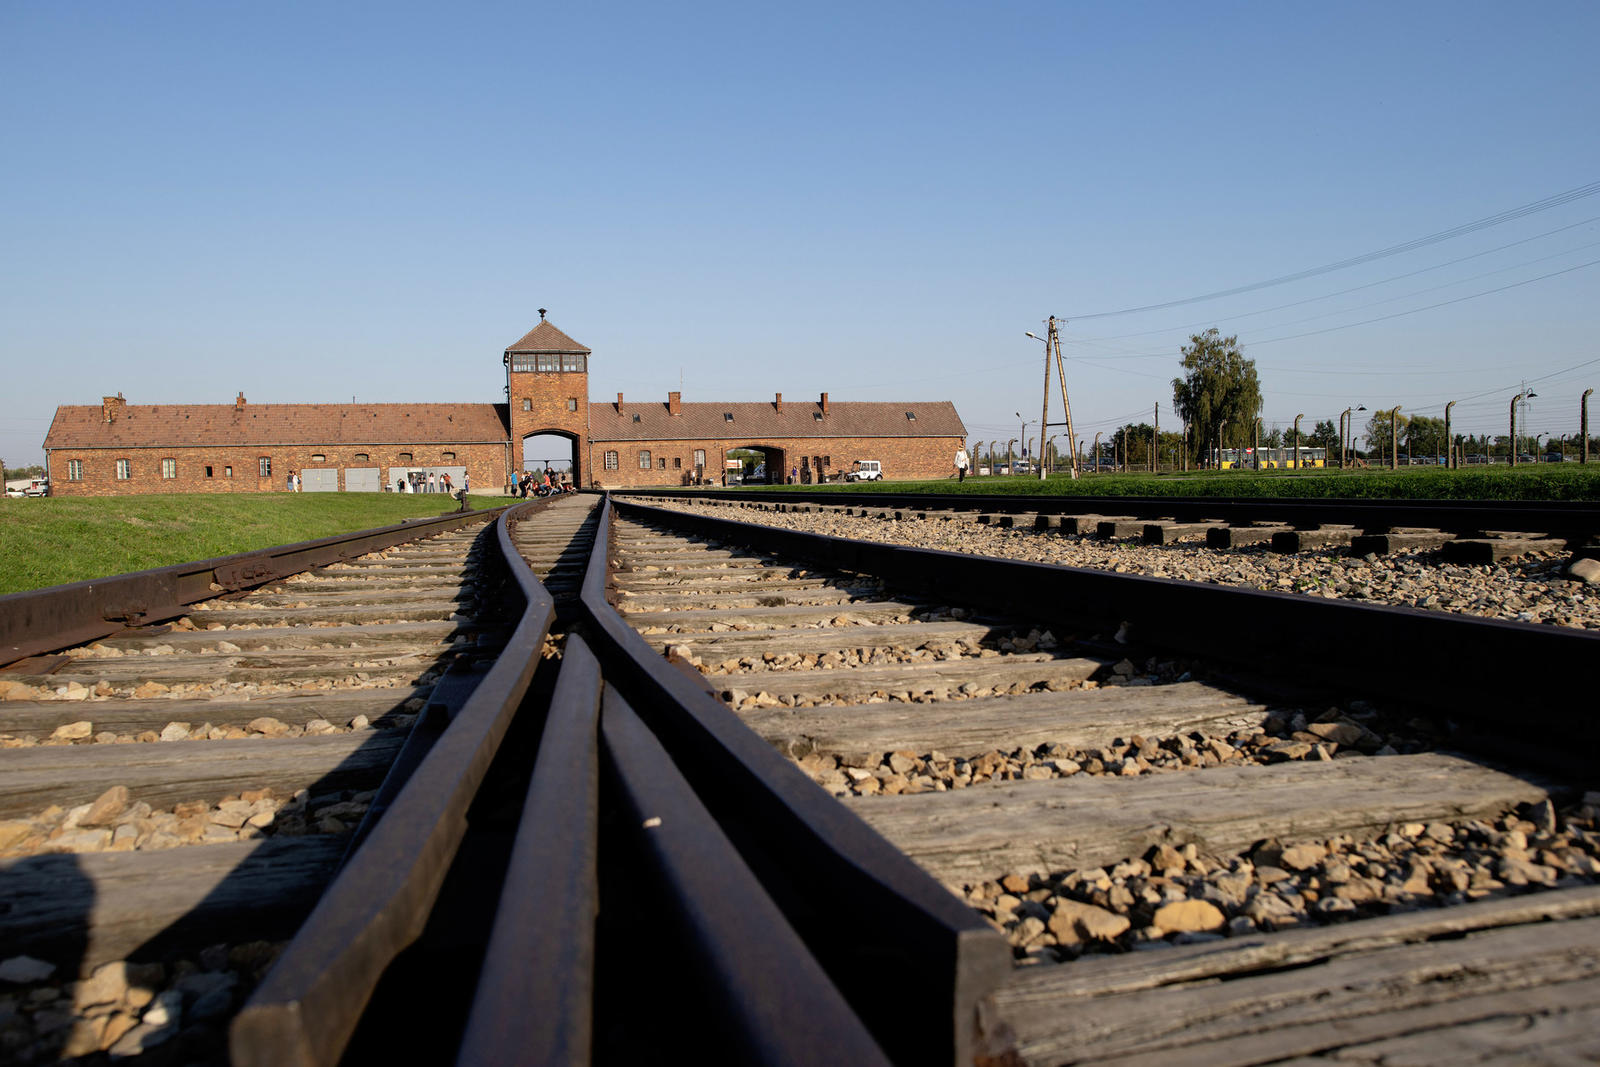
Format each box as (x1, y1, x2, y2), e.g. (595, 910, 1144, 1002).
(0, 489, 1596, 1064)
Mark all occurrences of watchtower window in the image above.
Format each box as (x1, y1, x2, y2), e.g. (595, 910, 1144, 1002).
(561, 354, 586, 372)
(567, 398, 578, 411)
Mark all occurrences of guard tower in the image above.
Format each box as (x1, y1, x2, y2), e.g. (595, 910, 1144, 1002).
(504, 310, 591, 485)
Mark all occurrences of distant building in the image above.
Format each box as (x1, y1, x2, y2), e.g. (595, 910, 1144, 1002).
(43, 315, 967, 494)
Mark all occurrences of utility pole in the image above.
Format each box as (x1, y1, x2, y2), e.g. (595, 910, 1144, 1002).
(1025, 316, 1078, 478)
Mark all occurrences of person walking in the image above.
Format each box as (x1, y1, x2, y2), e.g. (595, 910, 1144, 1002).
(955, 446, 970, 482)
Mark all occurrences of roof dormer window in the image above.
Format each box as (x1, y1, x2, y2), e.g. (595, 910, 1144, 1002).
(631, 414, 641, 423)
(905, 411, 917, 421)
(723, 412, 734, 422)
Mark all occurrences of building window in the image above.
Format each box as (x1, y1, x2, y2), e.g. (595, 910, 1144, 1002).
(638, 450, 652, 469)
(723, 412, 734, 422)
(397, 452, 413, 463)
(658, 457, 667, 470)
(631, 414, 641, 423)
(116, 459, 131, 480)
(823, 455, 831, 467)
(814, 412, 823, 421)
(311, 453, 326, 463)
(905, 411, 917, 421)
(673, 456, 682, 469)
(205, 466, 214, 478)
(258, 457, 271, 477)
(354, 453, 369, 462)
(567, 398, 578, 411)
(522, 398, 531, 411)
(693, 449, 706, 468)
(512, 353, 585, 374)
(225, 465, 233, 478)
(161, 458, 177, 479)
(67, 459, 83, 481)
(604, 450, 619, 470)
(441, 451, 456, 461)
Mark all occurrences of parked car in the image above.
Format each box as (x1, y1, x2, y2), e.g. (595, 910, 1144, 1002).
(847, 460, 883, 482)
(1544, 452, 1567, 463)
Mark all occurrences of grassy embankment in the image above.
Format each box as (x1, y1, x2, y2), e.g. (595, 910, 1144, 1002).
(0, 493, 504, 596)
(758, 464, 1600, 502)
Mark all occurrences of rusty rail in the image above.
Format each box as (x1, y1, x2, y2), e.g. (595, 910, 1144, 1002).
(0, 505, 509, 669)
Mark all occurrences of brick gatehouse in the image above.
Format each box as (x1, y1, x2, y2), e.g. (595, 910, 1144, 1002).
(43, 315, 968, 495)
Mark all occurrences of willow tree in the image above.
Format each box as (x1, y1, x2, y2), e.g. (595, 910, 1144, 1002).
(1171, 329, 1261, 467)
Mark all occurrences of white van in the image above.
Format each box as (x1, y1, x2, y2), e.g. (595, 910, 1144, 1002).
(847, 460, 883, 482)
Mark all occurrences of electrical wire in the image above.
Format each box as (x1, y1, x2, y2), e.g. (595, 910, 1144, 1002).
(1065, 179, 1600, 320)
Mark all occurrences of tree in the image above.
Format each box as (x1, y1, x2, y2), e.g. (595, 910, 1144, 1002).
(1112, 423, 1155, 467)
(1171, 330, 1262, 468)
(1363, 411, 1407, 463)
(1403, 415, 1446, 460)
(1307, 419, 1338, 451)
(1259, 425, 1283, 449)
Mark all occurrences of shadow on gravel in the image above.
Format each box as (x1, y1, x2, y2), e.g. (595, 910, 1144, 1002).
(0, 520, 512, 1062)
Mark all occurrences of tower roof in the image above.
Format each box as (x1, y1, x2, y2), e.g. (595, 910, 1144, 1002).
(505, 317, 590, 354)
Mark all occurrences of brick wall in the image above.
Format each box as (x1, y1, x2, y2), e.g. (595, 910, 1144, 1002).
(46, 442, 508, 497)
(586, 435, 966, 488)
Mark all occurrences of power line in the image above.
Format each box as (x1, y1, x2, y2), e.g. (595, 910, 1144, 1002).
(1077, 215, 1600, 341)
(1066, 179, 1600, 320)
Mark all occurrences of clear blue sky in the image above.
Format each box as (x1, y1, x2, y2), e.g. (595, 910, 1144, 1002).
(4, 0, 1597, 469)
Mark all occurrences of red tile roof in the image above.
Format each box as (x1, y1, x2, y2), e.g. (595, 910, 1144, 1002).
(505, 320, 590, 353)
(589, 399, 966, 442)
(44, 403, 511, 450)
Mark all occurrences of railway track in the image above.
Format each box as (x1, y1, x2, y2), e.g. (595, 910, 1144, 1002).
(0, 492, 1595, 1064)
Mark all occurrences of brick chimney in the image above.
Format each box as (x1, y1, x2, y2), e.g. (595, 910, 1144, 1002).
(101, 393, 126, 423)
(774, 392, 783, 413)
(615, 392, 624, 413)
(819, 392, 830, 415)
(234, 391, 247, 412)
(667, 391, 681, 415)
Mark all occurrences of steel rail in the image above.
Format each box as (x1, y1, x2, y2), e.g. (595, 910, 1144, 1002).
(456, 632, 602, 1067)
(577, 496, 1012, 1067)
(621, 488, 1600, 542)
(230, 501, 555, 1067)
(595, 682, 892, 1064)
(0, 504, 509, 668)
(610, 497, 1600, 761)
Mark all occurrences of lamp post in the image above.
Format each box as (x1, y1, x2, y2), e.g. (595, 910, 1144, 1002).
(1444, 401, 1458, 468)
(1007, 439, 1016, 474)
(1046, 434, 1058, 474)
(1093, 431, 1103, 474)
(1388, 406, 1402, 470)
(1253, 416, 1262, 471)
(1016, 413, 1034, 473)
(1292, 413, 1305, 470)
(1536, 432, 1549, 461)
(1339, 405, 1366, 469)
(1583, 389, 1594, 465)
(1217, 419, 1227, 469)
(1510, 390, 1537, 466)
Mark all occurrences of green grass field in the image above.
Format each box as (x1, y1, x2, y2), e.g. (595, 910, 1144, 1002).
(0, 493, 505, 595)
(759, 463, 1600, 501)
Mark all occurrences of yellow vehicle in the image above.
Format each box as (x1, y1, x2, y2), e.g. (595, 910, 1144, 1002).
(1214, 447, 1326, 470)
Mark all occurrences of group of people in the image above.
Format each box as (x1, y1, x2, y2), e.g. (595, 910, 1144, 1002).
(393, 471, 463, 494)
(516, 467, 571, 498)
(286, 470, 301, 492)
